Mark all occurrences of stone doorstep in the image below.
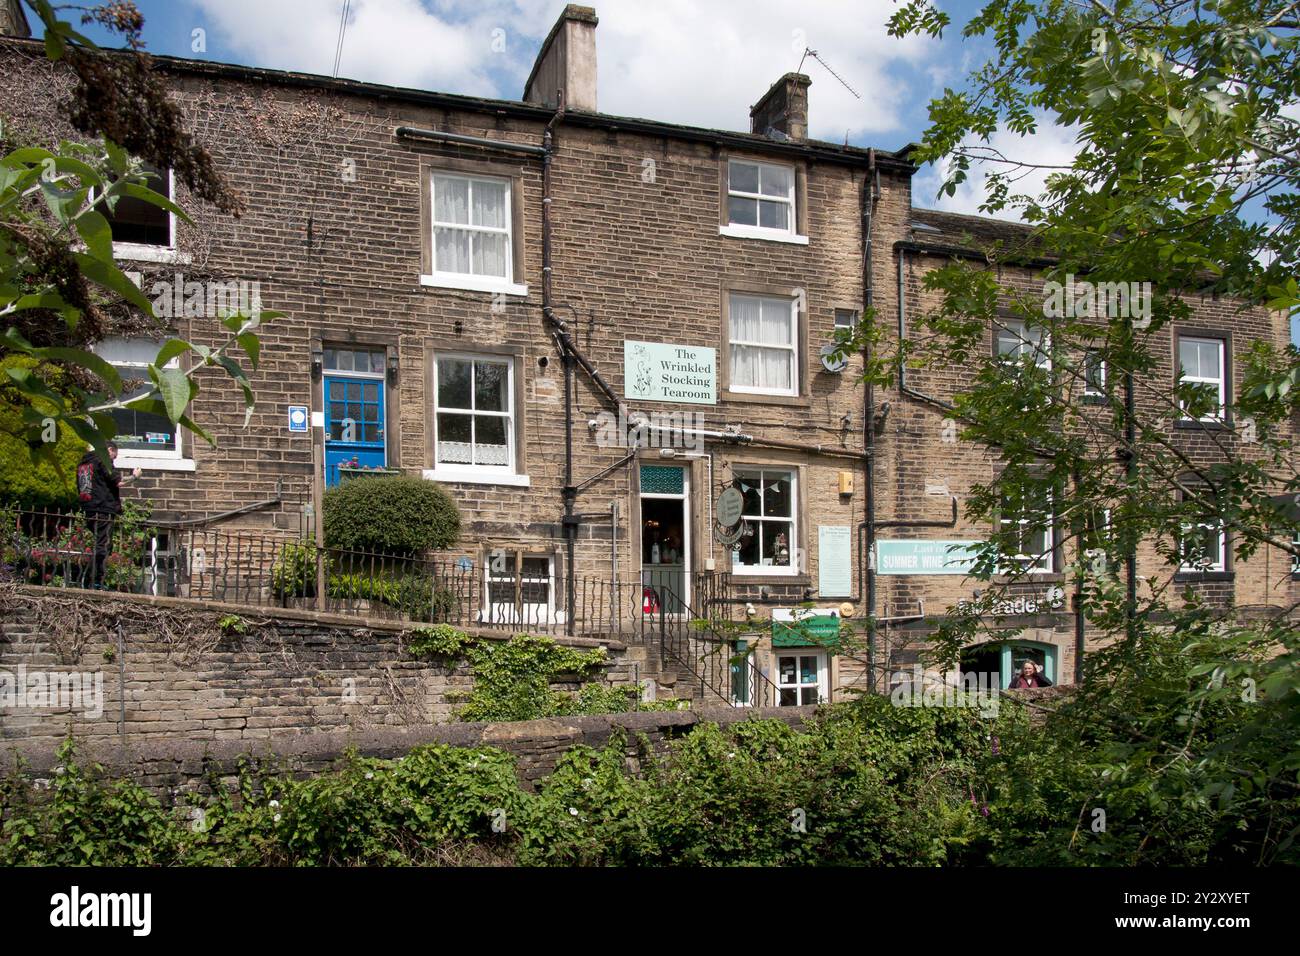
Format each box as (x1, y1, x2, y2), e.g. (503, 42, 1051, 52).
(8, 584, 627, 654)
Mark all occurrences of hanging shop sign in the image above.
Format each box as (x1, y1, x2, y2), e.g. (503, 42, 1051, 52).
(716, 487, 744, 527)
(624, 340, 717, 405)
(876, 539, 982, 576)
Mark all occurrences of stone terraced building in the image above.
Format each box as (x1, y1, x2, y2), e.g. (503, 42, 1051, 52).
(1, 4, 1294, 706)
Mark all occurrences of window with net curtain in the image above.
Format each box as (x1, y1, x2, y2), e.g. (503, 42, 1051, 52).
(729, 293, 797, 395)
(431, 173, 511, 279)
(435, 356, 513, 470)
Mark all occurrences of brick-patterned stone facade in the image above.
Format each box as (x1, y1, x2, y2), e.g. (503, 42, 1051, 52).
(0, 588, 633, 745)
(1, 4, 1293, 704)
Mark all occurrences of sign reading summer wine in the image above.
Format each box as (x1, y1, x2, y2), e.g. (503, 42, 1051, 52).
(876, 539, 982, 575)
(624, 340, 717, 405)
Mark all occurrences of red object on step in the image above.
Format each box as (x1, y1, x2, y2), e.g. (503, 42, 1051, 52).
(642, 586, 660, 615)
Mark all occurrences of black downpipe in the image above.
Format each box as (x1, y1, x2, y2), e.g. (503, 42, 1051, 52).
(539, 94, 578, 636)
(863, 152, 878, 693)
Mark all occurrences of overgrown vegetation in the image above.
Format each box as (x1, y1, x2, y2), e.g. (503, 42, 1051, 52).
(7, 641, 1293, 866)
(406, 625, 685, 721)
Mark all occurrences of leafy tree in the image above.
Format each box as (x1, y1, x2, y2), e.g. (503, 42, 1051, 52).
(874, 0, 1300, 860)
(1, 0, 276, 479)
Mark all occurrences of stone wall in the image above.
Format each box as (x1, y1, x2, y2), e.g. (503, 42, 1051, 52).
(0, 706, 815, 797)
(0, 586, 634, 746)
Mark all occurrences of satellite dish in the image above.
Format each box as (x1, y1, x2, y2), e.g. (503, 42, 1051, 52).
(820, 343, 848, 373)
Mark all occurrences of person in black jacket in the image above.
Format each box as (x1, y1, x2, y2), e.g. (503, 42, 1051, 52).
(76, 443, 140, 589)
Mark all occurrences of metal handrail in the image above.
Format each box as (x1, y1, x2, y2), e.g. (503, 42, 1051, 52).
(646, 582, 781, 708)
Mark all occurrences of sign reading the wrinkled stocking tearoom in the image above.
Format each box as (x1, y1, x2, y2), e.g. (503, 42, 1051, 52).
(624, 340, 717, 405)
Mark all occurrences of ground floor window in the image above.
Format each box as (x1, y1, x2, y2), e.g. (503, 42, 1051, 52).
(731, 467, 797, 574)
(483, 551, 561, 626)
(775, 648, 826, 706)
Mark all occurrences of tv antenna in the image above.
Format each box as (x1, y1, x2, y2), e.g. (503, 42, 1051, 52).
(796, 47, 861, 100)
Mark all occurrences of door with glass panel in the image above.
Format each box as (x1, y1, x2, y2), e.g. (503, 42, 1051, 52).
(323, 347, 387, 486)
(639, 465, 691, 615)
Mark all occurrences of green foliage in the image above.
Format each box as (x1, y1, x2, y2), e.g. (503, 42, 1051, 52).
(217, 614, 249, 637)
(6, 674, 1297, 866)
(456, 634, 608, 723)
(322, 476, 460, 556)
(327, 569, 455, 622)
(0, 357, 84, 508)
(406, 623, 473, 659)
(270, 540, 318, 598)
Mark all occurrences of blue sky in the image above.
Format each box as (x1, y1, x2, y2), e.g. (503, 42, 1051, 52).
(29, 0, 1298, 342)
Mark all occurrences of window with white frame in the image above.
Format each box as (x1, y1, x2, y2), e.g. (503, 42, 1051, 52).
(102, 163, 172, 248)
(729, 293, 798, 395)
(724, 159, 803, 242)
(999, 488, 1054, 573)
(996, 319, 1051, 369)
(1180, 516, 1226, 573)
(432, 355, 517, 478)
(1291, 531, 1300, 577)
(731, 468, 797, 574)
(1178, 335, 1226, 421)
(775, 649, 826, 706)
(1083, 349, 1106, 397)
(484, 552, 558, 626)
(429, 172, 513, 283)
(94, 337, 186, 463)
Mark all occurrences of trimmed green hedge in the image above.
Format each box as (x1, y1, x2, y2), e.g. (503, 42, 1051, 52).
(322, 475, 460, 555)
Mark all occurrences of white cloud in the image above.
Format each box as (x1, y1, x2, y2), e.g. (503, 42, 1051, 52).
(912, 115, 1081, 220)
(186, 0, 939, 139)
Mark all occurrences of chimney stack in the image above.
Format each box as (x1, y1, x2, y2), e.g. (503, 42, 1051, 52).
(524, 4, 598, 112)
(750, 73, 811, 142)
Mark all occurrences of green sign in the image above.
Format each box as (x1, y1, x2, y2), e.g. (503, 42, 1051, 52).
(772, 615, 841, 648)
(624, 340, 717, 405)
(876, 539, 981, 575)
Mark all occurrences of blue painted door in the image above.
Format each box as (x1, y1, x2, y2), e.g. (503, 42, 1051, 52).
(324, 374, 386, 485)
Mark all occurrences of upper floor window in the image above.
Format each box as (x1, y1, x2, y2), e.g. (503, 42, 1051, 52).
(421, 172, 525, 295)
(1083, 349, 1106, 398)
(99, 163, 187, 264)
(996, 319, 1051, 369)
(999, 488, 1055, 574)
(1179, 516, 1226, 574)
(721, 159, 807, 244)
(729, 293, 798, 396)
(1177, 335, 1226, 422)
(94, 337, 192, 470)
(427, 353, 527, 486)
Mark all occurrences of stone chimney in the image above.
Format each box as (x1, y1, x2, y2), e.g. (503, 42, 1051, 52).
(0, 0, 32, 37)
(523, 4, 598, 112)
(750, 73, 811, 142)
